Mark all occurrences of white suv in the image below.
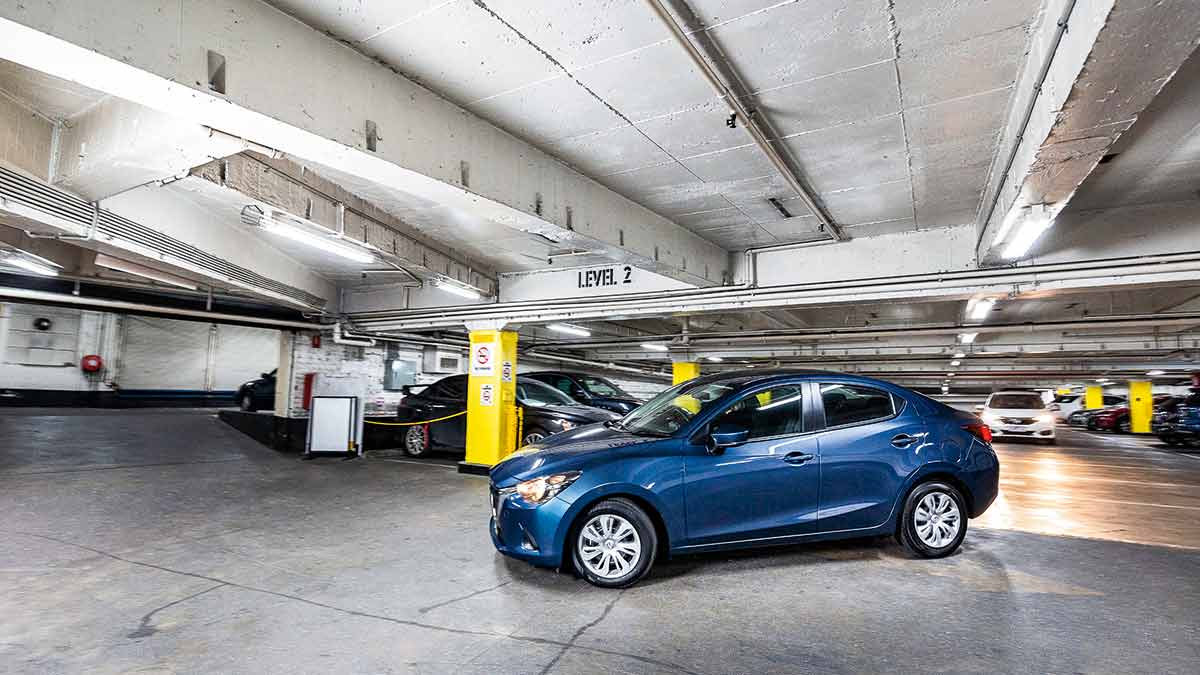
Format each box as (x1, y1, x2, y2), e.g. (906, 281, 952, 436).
(980, 391, 1056, 444)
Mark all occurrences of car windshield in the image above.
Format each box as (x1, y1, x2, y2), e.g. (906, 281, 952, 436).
(1053, 394, 1080, 403)
(989, 394, 1045, 410)
(618, 380, 738, 436)
(580, 376, 629, 398)
(517, 378, 577, 406)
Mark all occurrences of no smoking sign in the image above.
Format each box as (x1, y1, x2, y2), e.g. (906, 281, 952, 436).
(471, 340, 496, 376)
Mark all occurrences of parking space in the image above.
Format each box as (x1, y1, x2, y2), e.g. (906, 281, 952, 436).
(2, 411, 1197, 674)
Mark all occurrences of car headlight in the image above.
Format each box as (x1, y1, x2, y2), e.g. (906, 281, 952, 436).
(515, 471, 582, 505)
(1036, 414, 1054, 424)
(981, 413, 1000, 425)
(559, 419, 577, 431)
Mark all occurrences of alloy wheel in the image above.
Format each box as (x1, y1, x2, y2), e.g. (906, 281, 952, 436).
(523, 431, 546, 445)
(404, 426, 427, 456)
(913, 491, 962, 549)
(577, 513, 642, 580)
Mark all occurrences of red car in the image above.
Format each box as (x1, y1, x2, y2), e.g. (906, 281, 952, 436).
(1089, 395, 1175, 433)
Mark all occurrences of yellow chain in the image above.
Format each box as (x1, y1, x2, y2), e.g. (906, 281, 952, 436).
(364, 411, 467, 426)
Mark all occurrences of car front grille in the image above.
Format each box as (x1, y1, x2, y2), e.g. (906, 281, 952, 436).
(1002, 417, 1037, 425)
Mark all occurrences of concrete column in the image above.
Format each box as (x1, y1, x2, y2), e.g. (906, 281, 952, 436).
(274, 331, 295, 417)
(1128, 381, 1153, 434)
(673, 362, 700, 385)
(1085, 386, 1104, 409)
(460, 330, 518, 475)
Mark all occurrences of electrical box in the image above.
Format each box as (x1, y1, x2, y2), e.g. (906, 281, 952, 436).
(422, 346, 462, 373)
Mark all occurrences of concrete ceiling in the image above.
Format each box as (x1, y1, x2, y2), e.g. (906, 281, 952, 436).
(264, 0, 1048, 250)
(1066, 45, 1200, 213)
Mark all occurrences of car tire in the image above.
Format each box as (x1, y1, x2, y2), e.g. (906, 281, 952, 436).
(240, 393, 255, 412)
(403, 425, 429, 457)
(899, 482, 968, 559)
(571, 498, 657, 589)
(522, 426, 551, 446)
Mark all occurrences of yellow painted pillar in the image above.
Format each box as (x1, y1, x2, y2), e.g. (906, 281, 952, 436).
(459, 329, 518, 474)
(1085, 386, 1104, 409)
(673, 361, 700, 384)
(1128, 381, 1153, 434)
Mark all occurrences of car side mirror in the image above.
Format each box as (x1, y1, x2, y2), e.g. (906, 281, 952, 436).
(261, 372, 271, 379)
(973, 405, 984, 414)
(708, 423, 750, 453)
(401, 385, 411, 396)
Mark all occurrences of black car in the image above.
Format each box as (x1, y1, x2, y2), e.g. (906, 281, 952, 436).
(523, 371, 642, 414)
(397, 374, 620, 457)
(235, 369, 276, 411)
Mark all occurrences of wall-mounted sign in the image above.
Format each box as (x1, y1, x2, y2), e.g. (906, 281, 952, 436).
(500, 264, 695, 302)
(471, 341, 495, 376)
(501, 360, 513, 382)
(479, 383, 495, 406)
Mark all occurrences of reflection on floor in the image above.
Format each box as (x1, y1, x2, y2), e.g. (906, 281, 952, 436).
(978, 427, 1200, 549)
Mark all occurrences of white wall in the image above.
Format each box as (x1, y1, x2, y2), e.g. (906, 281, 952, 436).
(0, 302, 117, 393)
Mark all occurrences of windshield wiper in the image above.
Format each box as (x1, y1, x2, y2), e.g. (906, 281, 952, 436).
(604, 419, 627, 431)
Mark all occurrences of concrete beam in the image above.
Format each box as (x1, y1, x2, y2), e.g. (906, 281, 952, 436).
(977, 0, 1200, 263)
(52, 96, 248, 200)
(0, 0, 728, 286)
(0, 90, 54, 179)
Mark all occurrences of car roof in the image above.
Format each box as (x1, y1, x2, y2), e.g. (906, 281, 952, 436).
(990, 390, 1044, 395)
(683, 369, 902, 389)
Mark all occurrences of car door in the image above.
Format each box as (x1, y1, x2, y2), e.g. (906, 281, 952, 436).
(415, 372, 465, 446)
(814, 382, 931, 533)
(683, 383, 820, 546)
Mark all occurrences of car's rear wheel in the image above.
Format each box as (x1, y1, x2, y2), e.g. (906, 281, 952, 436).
(899, 482, 967, 559)
(403, 425, 429, 457)
(572, 498, 657, 588)
(240, 393, 255, 412)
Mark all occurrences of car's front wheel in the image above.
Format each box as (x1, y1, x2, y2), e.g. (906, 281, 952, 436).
(572, 498, 657, 588)
(899, 482, 967, 559)
(403, 425, 429, 457)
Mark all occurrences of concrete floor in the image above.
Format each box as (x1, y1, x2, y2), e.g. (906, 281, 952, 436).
(1, 410, 1198, 674)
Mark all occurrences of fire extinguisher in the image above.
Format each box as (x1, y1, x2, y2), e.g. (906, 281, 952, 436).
(80, 354, 104, 373)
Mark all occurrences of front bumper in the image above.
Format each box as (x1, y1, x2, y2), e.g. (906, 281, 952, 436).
(1156, 422, 1200, 439)
(988, 418, 1055, 439)
(489, 487, 571, 568)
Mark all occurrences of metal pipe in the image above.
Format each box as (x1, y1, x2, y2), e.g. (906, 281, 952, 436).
(0, 286, 325, 330)
(643, 0, 845, 242)
(741, 238, 837, 287)
(523, 350, 672, 380)
(332, 322, 375, 347)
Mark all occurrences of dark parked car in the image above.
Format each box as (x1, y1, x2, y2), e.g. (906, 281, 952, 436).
(489, 370, 999, 588)
(398, 375, 620, 457)
(1157, 392, 1200, 446)
(524, 371, 643, 414)
(235, 369, 276, 411)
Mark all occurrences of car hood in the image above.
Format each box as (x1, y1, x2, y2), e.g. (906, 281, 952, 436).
(525, 404, 620, 422)
(490, 423, 651, 485)
(985, 408, 1048, 417)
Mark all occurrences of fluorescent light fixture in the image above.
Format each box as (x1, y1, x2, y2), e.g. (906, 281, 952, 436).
(953, 352, 966, 359)
(959, 332, 979, 344)
(1003, 204, 1054, 260)
(434, 279, 482, 300)
(969, 298, 996, 320)
(244, 205, 376, 264)
(640, 343, 669, 352)
(0, 247, 61, 277)
(950, 360, 961, 367)
(1095, 378, 1110, 383)
(548, 323, 590, 337)
(1146, 370, 1165, 376)
(94, 253, 198, 290)
(946, 372, 955, 377)
(706, 356, 723, 362)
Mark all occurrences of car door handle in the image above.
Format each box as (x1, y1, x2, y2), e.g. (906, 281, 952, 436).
(891, 433, 919, 448)
(782, 452, 814, 465)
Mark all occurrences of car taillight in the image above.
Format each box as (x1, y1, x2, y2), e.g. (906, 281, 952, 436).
(963, 423, 992, 443)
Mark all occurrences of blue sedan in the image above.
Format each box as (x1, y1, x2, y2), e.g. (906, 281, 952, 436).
(489, 370, 999, 587)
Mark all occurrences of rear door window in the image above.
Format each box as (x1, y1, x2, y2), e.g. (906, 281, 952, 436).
(820, 384, 896, 427)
